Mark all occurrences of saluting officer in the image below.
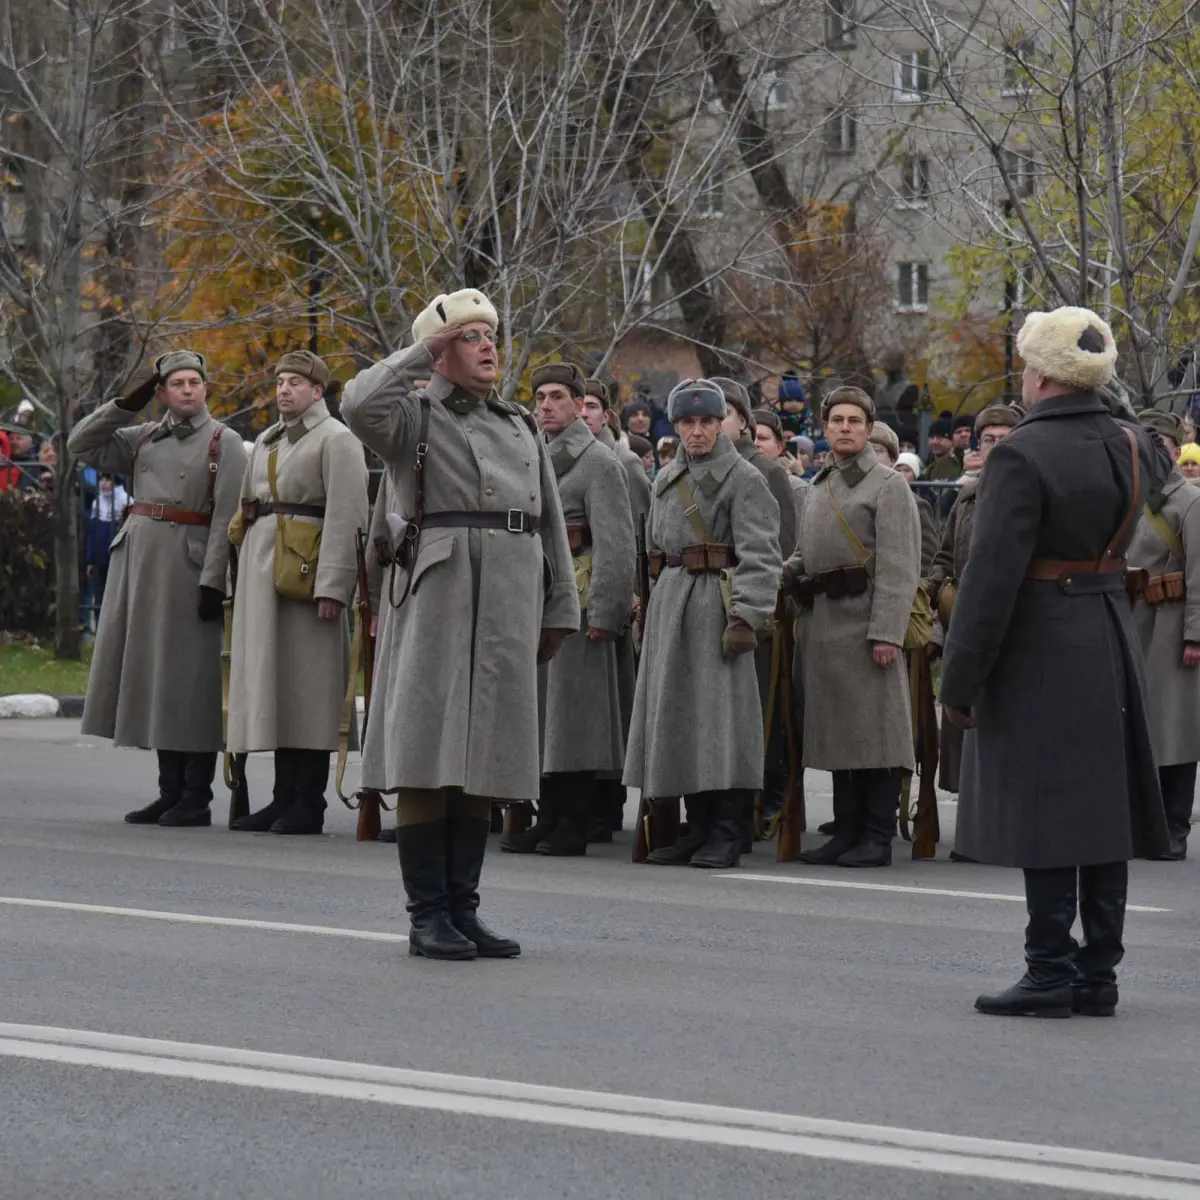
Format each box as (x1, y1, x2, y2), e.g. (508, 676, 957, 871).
(226, 352, 369, 835)
(341, 289, 579, 961)
(941, 306, 1170, 1018)
(503, 362, 635, 856)
(1128, 410, 1200, 861)
(68, 351, 246, 826)
(625, 379, 782, 869)
(781, 387, 921, 869)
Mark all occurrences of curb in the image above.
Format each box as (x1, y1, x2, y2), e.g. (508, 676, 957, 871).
(0, 694, 87, 719)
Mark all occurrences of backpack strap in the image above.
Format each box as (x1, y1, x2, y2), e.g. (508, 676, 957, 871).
(205, 426, 223, 513)
(675, 472, 716, 545)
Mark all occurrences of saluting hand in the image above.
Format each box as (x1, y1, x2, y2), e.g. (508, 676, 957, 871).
(422, 323, 465, 361)
(317, 598, 344, 621)
(1183, 642, 1200, 669)
(872, 641, 899, 669)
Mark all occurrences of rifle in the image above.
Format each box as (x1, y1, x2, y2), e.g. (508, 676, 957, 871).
(899, 645, 940, 859)
(775, 603, 806, 861)
(221, 545, 251, 827)
(633, 795, 680, 863)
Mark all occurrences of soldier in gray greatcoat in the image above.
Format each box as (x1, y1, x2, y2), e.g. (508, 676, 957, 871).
(502, 363, 635, 857)
(1129, 410, 1200, 860)
(341, 288, 579, 962)
(781, 387, 922, 869)
(941, 306, 1170, 1018)
(226, 352, 369, 835)
(624, 380, 782, 869)
(68, 350, 246, 827)
(582, 377, 644, 833)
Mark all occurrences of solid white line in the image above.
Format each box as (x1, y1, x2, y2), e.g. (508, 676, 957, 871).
(0, 896, 407, 943)
(0, 1024, 1197, 1199)
(718, 873, 1171, 913)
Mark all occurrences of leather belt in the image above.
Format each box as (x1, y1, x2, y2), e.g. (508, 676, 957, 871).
(648, 543, 735, 580)
(566, 522, 592, 555)
(243, 499, 326, 522)
(423, 509, 540, 535)
(127, 501, 211, 527)
(792, 564, 870, 607)
(1026, 559, 1118, 581)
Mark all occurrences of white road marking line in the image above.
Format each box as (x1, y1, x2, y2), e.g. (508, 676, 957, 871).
(0, 896, 407, 942)
(718, 873, 1171, 913)
(0, 1024, 1197, 1199)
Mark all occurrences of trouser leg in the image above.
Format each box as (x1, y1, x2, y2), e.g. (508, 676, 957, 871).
(446, 794, 520, 958)
(125, 751, 187, 824)
(1157, 763, 1196, 860)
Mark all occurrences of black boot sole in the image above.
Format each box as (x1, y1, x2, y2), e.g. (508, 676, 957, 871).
(157, 813, 212, 828)
(408, 941, 477, 961)
(1072, 1002, 1116, 1016)
(975, 1003, 1072, 1018)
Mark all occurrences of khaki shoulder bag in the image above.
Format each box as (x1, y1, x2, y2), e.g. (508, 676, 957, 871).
(825, 477, 933, 651)
(268, 445, 322, 601)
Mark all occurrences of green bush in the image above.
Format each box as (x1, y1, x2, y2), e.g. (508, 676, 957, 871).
(0, 488, 55, 635)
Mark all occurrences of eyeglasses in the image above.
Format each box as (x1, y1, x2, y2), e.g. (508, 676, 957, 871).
(461, 330, 497, 346)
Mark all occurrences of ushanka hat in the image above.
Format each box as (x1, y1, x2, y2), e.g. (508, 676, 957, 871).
(585, 378, 611, 410)
(531, 362, 586, 397)
(820, 385, 876, 424)
(974, 404, 1022, 438)
(1139, 409, 1185, 444)
(411, 288, 499, 344)
(667, 379, 726, 422)
(154, 349, 207, 382)
(275, 350, 331, 388)
(1018, 306, 1117, 390)
(710, 376, 755, 431)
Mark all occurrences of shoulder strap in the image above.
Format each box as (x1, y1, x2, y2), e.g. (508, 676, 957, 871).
(388, 394, 431, 610)
(205, 426, 222, 512)
(824, 476, 875, 573)
(1144, 504, 1184, 562)
(676, 473, 715, 544)
(266, 444, 281, 503)
(1100, 427, 1141, 567)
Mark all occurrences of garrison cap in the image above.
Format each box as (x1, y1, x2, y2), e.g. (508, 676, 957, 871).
(275, 350, 331, 388)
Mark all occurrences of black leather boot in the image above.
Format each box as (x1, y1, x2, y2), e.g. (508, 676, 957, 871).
(586, 780, 615, 844)
(646, 795, 711, 865)
(159, 752, 216, 827)
(1153, 763, 1195, 860)
(690, 790, 746, 869)
(799, 771, 859, 864)
(976, 867, 1076, 1017)
(537, 773, 591, 856)
(126, 751, 187, 824)
(1072, 861, 1127, 1016)
(377, 826, 398, 844)
(604, 778, 627, 832)
(501, 781, 558, 854)
(448, 816, 520, 958)
(837, 769, 900, 868)
(817, 819, 838, 836)
(398, 819, 477, 960)
(232, 748, 298, 832)
(272, 750, 328, 834)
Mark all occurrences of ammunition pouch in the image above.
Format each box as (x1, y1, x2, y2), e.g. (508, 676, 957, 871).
(936, 578, 957, 627)
(647, 543, 736, 580)
(791, 565, 871, 609)
(1141, 570, 1185, 606)
(566, 522, 593, 557)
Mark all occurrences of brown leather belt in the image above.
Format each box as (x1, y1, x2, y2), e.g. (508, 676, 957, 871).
(127, 501, 211, 527)
(792, 564, 870, 607)
(647, 543, 735, 580)
(566, 522, 592, 555)
(1026, 559, 1115, 581)
(242, 499, 326, 523)
(423, 509, 540, 535)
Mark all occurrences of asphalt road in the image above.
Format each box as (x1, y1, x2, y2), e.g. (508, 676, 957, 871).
(2, 719, 1200, 1200)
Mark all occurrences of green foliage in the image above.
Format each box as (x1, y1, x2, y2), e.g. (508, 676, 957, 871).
(0, 641, 92, 697)
(0, 488, 55, 638)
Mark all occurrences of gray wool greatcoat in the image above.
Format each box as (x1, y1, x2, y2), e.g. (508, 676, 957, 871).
(227, 400, 369, 753)
(786, 446, 921, 772)
(941, 391, 1171, 868)
(1127, 470, 1200, 767)
(623, 433, 782, 796)
(736, 437, 799, 557)
(68, 402, 246, 752)
(597, 425, 651, 530)
(926, 476, 980, 794)
(542, 419, 636, 774)
(341, 342, 579, 801)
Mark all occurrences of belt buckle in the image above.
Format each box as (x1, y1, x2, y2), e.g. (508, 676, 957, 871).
(506, 508, 524, 534)
(150, 503, 165, 521)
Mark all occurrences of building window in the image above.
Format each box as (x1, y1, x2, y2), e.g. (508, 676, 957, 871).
(1003, 38, 1036, 95)
(899, 155, 931, 204)
(894, 50, 933, 102)
(826, 0, 857, 48)
(895, 262, 930, 312)
(1002, 150, 1036, 198)
(621, 257, 655, 318)
(760, 69, 790, 112)
(824, 108, 857, 155)
(696, 167, 725, 218)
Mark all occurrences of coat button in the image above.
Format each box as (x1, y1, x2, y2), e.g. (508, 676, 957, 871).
(530, 493, 536, 501)
(488, 530, 495, 537)
(524, 459, 530, 466)
(485, 487, 494, 497)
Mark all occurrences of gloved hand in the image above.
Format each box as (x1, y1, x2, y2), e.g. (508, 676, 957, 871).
(780, 562, 798, 594)
(537, 628, 571, 663)
(116, 372, 160, 413)
(198, 586, 225, 623)
(721, 617, 757, 660)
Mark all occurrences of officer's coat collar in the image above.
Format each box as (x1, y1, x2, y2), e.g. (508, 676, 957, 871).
(547, 418, 595, 477)
(656, 431, 738, 497)
(811, 444, 878, 488)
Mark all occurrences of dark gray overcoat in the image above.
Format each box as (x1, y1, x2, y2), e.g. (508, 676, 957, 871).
(940, 391, 1171, 868)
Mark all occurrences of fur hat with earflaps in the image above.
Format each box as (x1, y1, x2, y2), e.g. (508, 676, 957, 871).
(531, 362, 586, 397)
(1017, 306, 1118, 391)
(411, 289, 499, 344)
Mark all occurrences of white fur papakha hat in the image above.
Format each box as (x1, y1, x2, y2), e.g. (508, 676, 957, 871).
(411, 289, 499, 344)
(1017, 306, 1118, 391)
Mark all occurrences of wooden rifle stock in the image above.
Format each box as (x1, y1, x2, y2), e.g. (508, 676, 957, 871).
(222, 545, 252, 827)
(633, 794, 679, 862)
(356, 789, 383, 841)
(911, 645, 940, 859)
(352, 529, 389, 841)
(775, 606, 805, 861)
(502, 802, 533, 841)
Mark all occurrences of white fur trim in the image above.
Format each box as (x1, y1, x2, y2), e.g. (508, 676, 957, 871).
(411, 289, 498, 343)
(1017, 306, 1117, 390)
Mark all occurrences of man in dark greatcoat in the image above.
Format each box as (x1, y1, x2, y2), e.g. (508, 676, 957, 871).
(940, 306, 1172, 1019)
